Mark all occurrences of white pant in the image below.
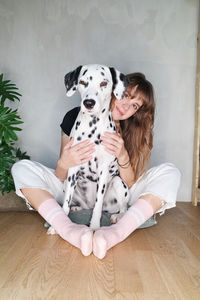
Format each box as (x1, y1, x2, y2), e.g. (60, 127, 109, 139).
(11, 159, 181, 215)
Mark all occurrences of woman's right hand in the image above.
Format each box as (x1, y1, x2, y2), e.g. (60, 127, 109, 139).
(58, 137, 95, 169)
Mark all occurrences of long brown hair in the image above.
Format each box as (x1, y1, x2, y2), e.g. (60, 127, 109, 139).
(112, 72, 155, 181)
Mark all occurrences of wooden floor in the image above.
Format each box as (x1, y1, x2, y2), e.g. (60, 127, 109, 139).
(0, 203, 199, 300)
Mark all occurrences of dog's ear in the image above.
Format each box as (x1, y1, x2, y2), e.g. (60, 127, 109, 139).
(109, 67, 129, 100)
(64, 65, 82, 97)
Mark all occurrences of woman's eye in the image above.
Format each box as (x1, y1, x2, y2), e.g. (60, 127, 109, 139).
(124, 93, 129, 99)
(80, 80, 87, 86)
(133, 104, 138, 109)
(100, 81, 107, 87)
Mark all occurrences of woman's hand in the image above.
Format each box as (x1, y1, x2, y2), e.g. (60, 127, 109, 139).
(59, 137, 95, 169)
(100, 132, 129, 163)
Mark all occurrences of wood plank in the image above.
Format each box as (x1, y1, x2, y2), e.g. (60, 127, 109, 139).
(0, 204, 200, 299)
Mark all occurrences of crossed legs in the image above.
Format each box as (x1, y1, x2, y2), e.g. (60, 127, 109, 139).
(21, 188, 163, 259)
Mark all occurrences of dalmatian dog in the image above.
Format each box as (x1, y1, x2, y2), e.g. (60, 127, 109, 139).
(62, 64, 130, 230)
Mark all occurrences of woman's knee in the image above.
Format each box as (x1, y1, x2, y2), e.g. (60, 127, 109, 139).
(163, 163, 181, 188)
(11, 159, 30, 179)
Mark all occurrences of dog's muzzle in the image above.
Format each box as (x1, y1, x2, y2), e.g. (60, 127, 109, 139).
(83, 99, 95, 110)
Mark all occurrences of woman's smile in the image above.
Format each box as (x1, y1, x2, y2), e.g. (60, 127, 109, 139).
(116, 105, 124, 116)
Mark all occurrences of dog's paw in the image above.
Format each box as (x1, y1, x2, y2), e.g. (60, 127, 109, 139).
(110, 212, 125, 224)
(47, 226, 57, 235)
(89, 219, 100, 231)
(70, 206, 82, 212)
(63, 203, 70, 215)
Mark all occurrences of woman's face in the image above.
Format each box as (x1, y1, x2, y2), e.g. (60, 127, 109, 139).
(111, 87, 144, 121)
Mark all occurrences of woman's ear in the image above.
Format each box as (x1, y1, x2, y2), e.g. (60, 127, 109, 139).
(109, 67, 129, 100)
(64, 65, 82, 97)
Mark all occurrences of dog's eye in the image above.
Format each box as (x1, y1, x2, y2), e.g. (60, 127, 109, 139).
(80, 80, 87, 86)
(100, 81, 107, 87)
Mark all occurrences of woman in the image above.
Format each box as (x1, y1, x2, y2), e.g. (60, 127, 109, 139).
(11, 73, 181, 259)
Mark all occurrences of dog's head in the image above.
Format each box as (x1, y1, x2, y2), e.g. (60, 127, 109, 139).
(64, 64, 129, 115)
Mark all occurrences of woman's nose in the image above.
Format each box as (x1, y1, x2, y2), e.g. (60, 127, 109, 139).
(123, 102, 130, 110)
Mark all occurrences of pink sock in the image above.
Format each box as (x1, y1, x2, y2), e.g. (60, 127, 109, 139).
(38, 198, 93, 256)
(93, 198, 154, 259)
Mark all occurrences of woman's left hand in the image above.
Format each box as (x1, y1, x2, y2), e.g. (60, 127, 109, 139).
(100, 132, 128, 161)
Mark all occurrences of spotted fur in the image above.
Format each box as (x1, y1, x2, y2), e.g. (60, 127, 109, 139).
(62, 64, 130, 230)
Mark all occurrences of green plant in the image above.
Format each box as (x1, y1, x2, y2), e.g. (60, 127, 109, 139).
(0, 74, 30, 194)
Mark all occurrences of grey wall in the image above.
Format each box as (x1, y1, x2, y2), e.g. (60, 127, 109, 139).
(0, 0, 199, 202)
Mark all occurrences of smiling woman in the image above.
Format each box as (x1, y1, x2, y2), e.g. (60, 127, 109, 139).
(110, 72, 155, 182)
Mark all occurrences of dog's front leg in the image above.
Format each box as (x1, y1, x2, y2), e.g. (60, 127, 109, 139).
(63, 167, 79, 215)
(90, 170, 108, 230)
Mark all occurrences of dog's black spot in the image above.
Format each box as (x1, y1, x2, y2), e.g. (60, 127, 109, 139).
(91, 129, 96, 134)
(122, 181, 127, 189)
(82, 69, 88, 76)
(110, 123, 113, 128)
(101, 67, 105, 70)
(82, 132, 85, 135)
(75, 121, 81, 130)
(109, 169, 114, 174)
(109, 67, 117, 90)
(71, 181, 75, 187)
(113, 126, 116, 131)
(89, 167, 96, 174)
(100, 171, 103, 175)
(94, 157, 97, 161)
(82, 186, 87, 192)
(93, 118, 97, 125)
(73, 87, 76, 91)
(90, 76, 92, 80)
(109, 115, 111, 121)
(102, 108, 106, 113)
(101, 72, 105, 76)
(68, 176, 71, 182)
(89, 121, 93, 127)
(110, 198, 117, 205)
(97, 134, 101, 139)
(125, 192, 128, 197)
(101, 184, 106, 194)
(88, 134, 92, 138)
(95, 140, 100, 145)
(86, 175, 97, 182)
(80, 167, 85, 170)
(96, 92, 98, 96)
(77, 136, 81, 141)
(96, 184, 99, 191)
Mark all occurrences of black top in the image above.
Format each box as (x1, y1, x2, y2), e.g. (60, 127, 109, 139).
(60, 106, 80, 136)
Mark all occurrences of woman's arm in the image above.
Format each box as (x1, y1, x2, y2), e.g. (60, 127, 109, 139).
(117, 150, 136, 188)
(55, 133, 71, 181)
(101, 132, 135, 188)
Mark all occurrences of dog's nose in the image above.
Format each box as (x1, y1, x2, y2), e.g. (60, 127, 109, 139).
(83, 99, 95, 109)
